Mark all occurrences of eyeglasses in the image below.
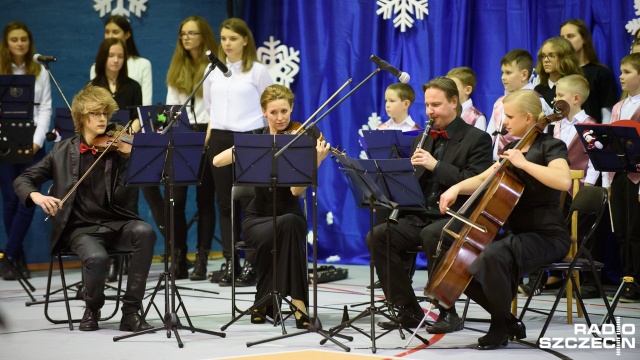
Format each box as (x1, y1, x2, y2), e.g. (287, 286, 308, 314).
(539, 53, 557, 61)
(88, 112, 110, 118)
(179, 31, 201, 39)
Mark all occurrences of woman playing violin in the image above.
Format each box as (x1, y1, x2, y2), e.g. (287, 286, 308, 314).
(438, 89, 572, 350)
(213, 84, 330, 328)
(13, 85, 156, 332)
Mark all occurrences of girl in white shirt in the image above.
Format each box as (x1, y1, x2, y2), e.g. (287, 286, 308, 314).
(0, 21, 51, 280)
(203, 18, 274, 286)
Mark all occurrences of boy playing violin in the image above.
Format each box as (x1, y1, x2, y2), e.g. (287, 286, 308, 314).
(13, 85, 156, 332)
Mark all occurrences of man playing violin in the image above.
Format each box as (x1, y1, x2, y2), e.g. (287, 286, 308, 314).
(368, 77, 493, 331)
(436, 89, 571, 349)
(13, 85, 156, 332)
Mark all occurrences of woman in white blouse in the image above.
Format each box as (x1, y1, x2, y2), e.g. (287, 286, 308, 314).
(0, 21, 51, 280)
(203, 17, 274, 286)
(90, 15, 152, 106)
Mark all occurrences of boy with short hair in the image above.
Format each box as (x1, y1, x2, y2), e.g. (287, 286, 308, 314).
(447, 66, 486, 130)
(553, 74, 599, 189)
(486, 49, 552, 160)
(603, 53, 640, 302)
(376, 82, 421, 131)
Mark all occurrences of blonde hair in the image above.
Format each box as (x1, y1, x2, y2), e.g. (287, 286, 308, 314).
(260, 84, 294, 109)
(446, 67, 477, 95)
(535, 37, 583, 85)
(71, 85, 119, 134)
(556, 74, 590, 105)
(502, 89, 545, 123)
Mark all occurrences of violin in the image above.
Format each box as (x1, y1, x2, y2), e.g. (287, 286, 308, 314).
(280, 121, 345, 157)
(44, 121, 135, 221)
(92, 124, 134, 158)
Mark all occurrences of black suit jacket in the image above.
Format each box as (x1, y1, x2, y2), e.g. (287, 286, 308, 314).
(13, 135, 140, 254)
(410, 117, 493, 220)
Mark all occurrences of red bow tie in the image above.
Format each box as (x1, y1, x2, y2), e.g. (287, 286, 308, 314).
(79, 142, 97, 156)
(429, 129, 449, 140)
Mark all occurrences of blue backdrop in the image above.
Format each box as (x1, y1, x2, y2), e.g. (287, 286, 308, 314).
(0, 0, 635, 266)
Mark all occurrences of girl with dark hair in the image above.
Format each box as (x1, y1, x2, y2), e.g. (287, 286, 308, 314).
(90, 15, 152, 105)
(0, 21, 51, 280)
(560, 19, 618, 124)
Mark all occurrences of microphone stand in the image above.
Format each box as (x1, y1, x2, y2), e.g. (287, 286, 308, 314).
(41, 60, 71, 110)
(113, 61, 225, 348)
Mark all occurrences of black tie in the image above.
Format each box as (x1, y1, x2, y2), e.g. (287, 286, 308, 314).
(425, 137, 447, 213)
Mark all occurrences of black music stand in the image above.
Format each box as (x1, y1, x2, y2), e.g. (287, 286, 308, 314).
(0, 74, 36, 164)
(575, 121, 640, 325)
(324, 156, 429, 353)
(113, 130, 225, 347)
(226, 133, 349, 351)
(359, 129, 419, 159)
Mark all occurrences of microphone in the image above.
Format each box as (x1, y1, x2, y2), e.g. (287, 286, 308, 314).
(370, 55, 410, 83)
(205, 50, 232, 78)
(33, 54, 57, 64)
(45, 128, 60, 142)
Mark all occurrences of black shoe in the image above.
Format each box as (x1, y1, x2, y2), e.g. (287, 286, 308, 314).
(508, 318, 526, 340)
(236, 261, 257, 287)
(477, 333, 510, 350)
(366, 280, 382, 290)
(518, 282, 543, 296)
(426, 310, 463, 334)
(1, 258, 17, 281)
(218, 259, 239, 287)
(208, 262, 227, 283)
(377, 304, 424, 330)
(189, 248, 209, 281)
(620, 288, 640, 303)
(79, 308, 100, 331)
(119, 312, 153, 332)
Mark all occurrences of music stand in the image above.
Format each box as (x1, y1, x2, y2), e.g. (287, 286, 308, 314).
(323, 156, 429, 352)
(576, 121, 640, 324)
(0, 74, 36, 164)
(222, 133, 348, 351)
(359, 129, 418, 159)
(113, 130, 225, 347)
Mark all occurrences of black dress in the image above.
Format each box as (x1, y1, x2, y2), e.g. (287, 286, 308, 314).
(464, 134, 571, 322)
(242, 186, 308, 306)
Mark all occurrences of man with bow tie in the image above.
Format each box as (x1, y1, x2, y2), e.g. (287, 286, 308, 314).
(13, 85, 156, 332)
(367, 77, 493, 331)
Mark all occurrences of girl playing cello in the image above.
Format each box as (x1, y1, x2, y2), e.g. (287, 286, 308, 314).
(438, 89, 572, 350)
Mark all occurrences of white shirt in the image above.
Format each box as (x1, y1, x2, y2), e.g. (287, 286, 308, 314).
(557, 110, 599, 184)
(461, 98, 487, 130)
(203, 60, 274, 132)
(620, 94, 640, 120)
(12, 63, 51, 147)
(378, 115, 417, 131)
(90, 56, 153, 105)
(166, 86, 208, 126)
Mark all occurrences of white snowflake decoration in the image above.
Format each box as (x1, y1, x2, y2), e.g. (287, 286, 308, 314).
(377, 0, 429, 33)
(94, 0, 148, 19)
(257, 36, 300, 88)
(626, 0, 640, 35)
(358, 112, 382, 159)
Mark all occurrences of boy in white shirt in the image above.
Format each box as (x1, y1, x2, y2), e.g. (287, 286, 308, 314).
(376, 83, 421, 131)
(447, 67, 486, 130)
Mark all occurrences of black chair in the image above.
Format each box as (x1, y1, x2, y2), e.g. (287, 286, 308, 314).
(518, 186, 614, 345)
(26, 249, 130, 330)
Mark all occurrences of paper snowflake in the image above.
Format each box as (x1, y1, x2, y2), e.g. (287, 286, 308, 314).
(376, 0, 429, 33)
(257, 36, 300, 88)
(93, 0, 148, 18)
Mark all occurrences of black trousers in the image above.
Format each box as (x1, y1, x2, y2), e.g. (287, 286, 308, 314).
(610, 174, 640, 279)
(243, 213, 308, 306)
(366, 217, 447, 307)
(66, 221, 156, 314)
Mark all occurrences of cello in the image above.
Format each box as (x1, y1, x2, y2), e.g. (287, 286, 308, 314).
(424, 100, 570, 309)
